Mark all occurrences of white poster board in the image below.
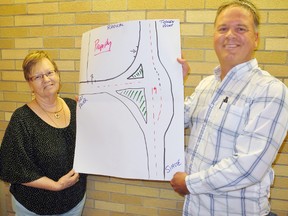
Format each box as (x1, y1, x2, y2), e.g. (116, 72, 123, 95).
(73, 19, 184, 181)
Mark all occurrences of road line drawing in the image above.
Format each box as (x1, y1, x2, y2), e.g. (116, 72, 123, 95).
(73, 20, 184, 181)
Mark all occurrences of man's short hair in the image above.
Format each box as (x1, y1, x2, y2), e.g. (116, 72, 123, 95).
(214, 0, 260, 31)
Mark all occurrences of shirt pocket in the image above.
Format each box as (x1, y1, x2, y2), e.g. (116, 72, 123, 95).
(208, 103, 248, 146)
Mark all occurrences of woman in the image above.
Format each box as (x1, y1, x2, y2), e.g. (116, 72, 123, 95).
(0, 51, 87, 215)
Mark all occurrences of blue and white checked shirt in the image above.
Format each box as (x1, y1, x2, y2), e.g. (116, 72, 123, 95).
(183, 59, 288, 216)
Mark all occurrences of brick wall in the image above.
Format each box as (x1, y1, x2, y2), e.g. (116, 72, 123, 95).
(0, 0, 287, 215)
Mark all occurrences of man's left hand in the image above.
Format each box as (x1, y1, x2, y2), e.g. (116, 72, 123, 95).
(170, 172, 190, 196)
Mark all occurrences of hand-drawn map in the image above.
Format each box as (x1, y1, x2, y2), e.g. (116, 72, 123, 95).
(73, 19, 184, 181)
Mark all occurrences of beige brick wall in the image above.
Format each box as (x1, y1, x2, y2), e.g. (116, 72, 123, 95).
(0, 0, 287, 215)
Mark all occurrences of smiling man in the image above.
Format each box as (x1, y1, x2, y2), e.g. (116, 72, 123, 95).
(171, 1, 288, 215)
(213, 2, 259, 80)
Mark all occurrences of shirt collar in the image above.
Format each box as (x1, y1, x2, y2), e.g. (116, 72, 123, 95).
(214, 59, 259, 81)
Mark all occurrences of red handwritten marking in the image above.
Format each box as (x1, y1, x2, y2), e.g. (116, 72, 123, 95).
(152, 87, 157, 94)
(94, 38, 112, 55)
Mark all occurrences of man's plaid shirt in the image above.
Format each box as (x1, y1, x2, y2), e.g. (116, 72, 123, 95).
(183, 59, 288, 216)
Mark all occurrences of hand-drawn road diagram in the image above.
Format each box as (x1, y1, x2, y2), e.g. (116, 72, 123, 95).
(73, 19, 184, 181)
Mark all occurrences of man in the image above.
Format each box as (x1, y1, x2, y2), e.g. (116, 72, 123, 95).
(171, 0, 288, 215)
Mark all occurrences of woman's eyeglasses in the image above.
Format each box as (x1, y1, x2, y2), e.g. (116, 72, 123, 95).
(29, 70, 56, 82)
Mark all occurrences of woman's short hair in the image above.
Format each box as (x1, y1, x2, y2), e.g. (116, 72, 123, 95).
(22, 51, 59, 81)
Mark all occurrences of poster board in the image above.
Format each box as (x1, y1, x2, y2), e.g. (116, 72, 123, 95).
(73, 19, 184, 181)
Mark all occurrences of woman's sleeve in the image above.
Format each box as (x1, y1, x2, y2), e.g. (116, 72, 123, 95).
(0, 111, 44, 183)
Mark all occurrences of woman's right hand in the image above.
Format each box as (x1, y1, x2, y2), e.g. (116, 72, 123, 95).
(22, 169, 80, 191)
(56, 169, 79, 191)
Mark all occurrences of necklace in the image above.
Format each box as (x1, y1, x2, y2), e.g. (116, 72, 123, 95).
(37, 99, 63, 119)
(45, 101, 63, 119)
(35, 99, 66, 127)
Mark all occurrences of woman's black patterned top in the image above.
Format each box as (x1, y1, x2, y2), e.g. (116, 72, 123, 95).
(0, 98, 87, 215)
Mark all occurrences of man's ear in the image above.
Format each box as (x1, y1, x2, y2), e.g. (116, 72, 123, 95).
(254, 32, 259, 50)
